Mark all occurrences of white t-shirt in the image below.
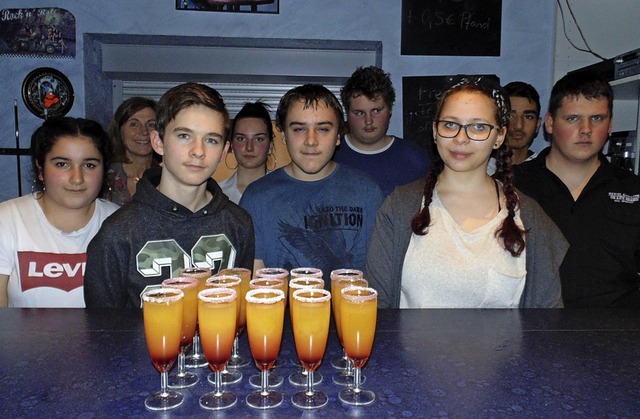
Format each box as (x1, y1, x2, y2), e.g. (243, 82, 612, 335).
(219, 172, 242, 204)
(400, 189, 526, 308)
(0, 196, 119, 307)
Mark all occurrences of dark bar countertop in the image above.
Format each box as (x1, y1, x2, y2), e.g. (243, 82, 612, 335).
(0, 308, 638, 417)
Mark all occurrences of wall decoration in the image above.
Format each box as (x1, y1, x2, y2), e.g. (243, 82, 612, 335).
(176, 0, 278, 14)
(0, 8, 75, 58)
(22, 67, 74, 119)
(401, 0, 501, 56)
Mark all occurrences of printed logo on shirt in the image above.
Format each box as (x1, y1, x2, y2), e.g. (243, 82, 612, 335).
(17, 251, 85, 292)
(136, 235, 236, 279)
(608, 192, 639, 204)
(304, 205, 364, 230)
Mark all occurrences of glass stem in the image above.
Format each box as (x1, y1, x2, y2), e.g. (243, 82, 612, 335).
(160, 371, 169, 397)
(352, 366, 362, 393)
(305, 369, 314, 396)
(260, 369, 270, 396)
(231, 336, 239, 358)
(345, 354, 354, 375)
(192, 332, 201, 357)
(215, 369, 223, 396)
(177, 351, 186, 376)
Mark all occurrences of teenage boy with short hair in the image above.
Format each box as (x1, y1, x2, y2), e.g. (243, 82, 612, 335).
(240, 84, 383, 287)
(333, 66, 430, 197)
(504, 81, 542, 165)
(514, 71, 640, 307)
(85, 83, 255, 308)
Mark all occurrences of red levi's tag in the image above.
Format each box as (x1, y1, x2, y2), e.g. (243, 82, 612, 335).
(17, 251, 86, 292)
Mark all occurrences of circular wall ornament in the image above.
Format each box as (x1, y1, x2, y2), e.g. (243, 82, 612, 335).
(21, 67, 74, 119)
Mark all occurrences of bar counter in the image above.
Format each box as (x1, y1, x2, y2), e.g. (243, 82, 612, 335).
(1, 308, 639, 417)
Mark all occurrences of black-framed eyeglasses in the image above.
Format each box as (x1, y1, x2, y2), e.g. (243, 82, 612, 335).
(435, 120, 498, 141)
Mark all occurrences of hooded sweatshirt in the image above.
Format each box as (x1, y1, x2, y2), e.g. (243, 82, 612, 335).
(84, 167, 255, 308)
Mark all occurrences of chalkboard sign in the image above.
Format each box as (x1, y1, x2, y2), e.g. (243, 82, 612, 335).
(401, 0, 502, 56)
(402, 74, 499, 152)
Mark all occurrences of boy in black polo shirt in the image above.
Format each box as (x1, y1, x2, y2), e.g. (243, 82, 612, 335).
(514, 71, 640, 307)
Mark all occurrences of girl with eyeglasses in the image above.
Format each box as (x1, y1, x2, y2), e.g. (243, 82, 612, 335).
(364, 77, 567, 309)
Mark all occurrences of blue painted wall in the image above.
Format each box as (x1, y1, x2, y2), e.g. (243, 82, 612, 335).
(0, 0, 556, 201)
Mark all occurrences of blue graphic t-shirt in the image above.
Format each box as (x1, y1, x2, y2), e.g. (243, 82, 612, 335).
(240, 164, 383, 288)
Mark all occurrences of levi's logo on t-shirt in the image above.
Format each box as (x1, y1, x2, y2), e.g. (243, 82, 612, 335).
(17, 251, 86, 292)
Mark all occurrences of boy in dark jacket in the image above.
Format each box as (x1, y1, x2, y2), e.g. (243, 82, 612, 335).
(85, 83, 254, 308)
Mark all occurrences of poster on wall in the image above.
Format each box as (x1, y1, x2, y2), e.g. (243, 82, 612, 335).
(401, 0, 501, 56)
(176, 0, 279, 14)
(0, 8, 75, 58)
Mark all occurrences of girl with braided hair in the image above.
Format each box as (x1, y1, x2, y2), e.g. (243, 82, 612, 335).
(364, 77, 567, 309)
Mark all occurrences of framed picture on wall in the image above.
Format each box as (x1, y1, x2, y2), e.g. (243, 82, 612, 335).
(176, 0, 279, 14)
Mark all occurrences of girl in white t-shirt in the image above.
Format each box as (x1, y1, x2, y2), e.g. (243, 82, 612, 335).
(0, 117, 119, 307)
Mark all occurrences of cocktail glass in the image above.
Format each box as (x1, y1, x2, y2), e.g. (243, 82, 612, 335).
(338, 286, 378, 406)
(198, 287, 238, 410)
(217, 267, 252, 369)
(245, 288, 286, 409)
(180, 267, 212, 368)
(288, 276, 325, 387)
(247, 277, 286, 388)
(162, 277, 199, 389)
(331, 271, 367, 386)
(141, 288, 184, 411)
(290, 288, 331, 409)
(204, 274, 243, 385)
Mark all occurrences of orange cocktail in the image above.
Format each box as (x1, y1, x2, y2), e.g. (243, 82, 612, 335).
(340, 286, 377, 367)
(333, 276, 367, 344)
(179, 267, 213, 368)
(338, 285, 377, 406)
(246, 288, 285, 369)
(245, 288, 286, 409)
(162, 277, 200, 389)
(143, 288, 184, 372)
(198, 287, 238, 411)
(290, 288, 331, 409)
(198, 288, 237, 371)
(142, 287, 184, 411)
(217, 268, 251, 331)
(291, 288, 330, 370)
(162, 277, 199, 348)
(255, 267, 289, 304)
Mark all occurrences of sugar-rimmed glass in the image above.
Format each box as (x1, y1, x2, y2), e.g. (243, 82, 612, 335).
(162, 277, 199, 389)
(217, 267, 252, 369)
(338, 286, 378, 406)
(245, 288, 286, 409)
(142, 288, 184, 411)
(288, 276, 325, 387)
(180, 267, 212, 368)
(290, 288, 331, 409)
(198, 287, 238, 410)
(204, 275, 243, 385)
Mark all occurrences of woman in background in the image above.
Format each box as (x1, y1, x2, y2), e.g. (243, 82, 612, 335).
(0, 117, 119, 307)
(106, 97, 158, 206)
(365, 77, 566, 309)
(219, 101, 276, 204)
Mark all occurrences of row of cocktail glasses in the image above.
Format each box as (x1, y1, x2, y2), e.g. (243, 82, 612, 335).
(141, 267, 378, 411)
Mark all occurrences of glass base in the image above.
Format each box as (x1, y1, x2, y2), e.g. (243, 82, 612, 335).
(144, 390, 184, 411)
(333, 370, 365, 386)
(331, 355, 349, 370)
(168, 370, 199, 389)
(199, 391, 237, 410)
(246, 390, 284, 409)
(249, 372, 283, 388)
(227, 353, 251, 369)
(339, 387, 375, 406)
(208, 369, 242, 385)
(185, 352, 209, 368)
(291, 390, 329, 409)
(289, 370, 322, 387)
